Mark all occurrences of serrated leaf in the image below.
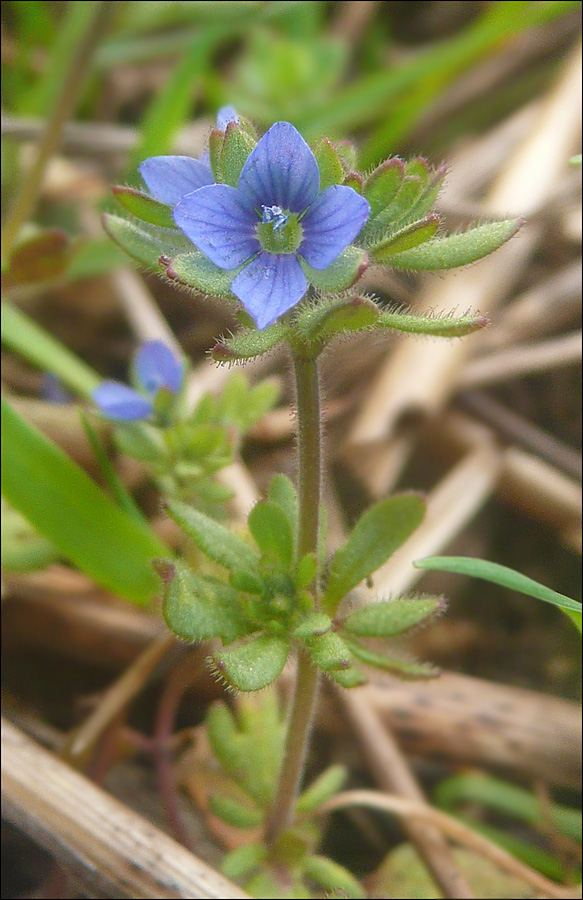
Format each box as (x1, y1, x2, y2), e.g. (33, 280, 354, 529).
(212, 322, 288, 362)
(296, 765, 347, 814)
(303, 855, 366, 899)
(323, 493, 426, 613)
(377, 309, 488, 338)
(212, 633, 290, 691)
(220, 122, 256, 187)
(102, 213, 182, 272)
(371, 215, 440, 261)
(112, 186, 176, 228)
(348, 640, 439, 679)
(387, 219, 523, 271)
(166, 499, 259, 574)
(248, 500, 293, 569)
(364, 158, 404, 218)
(313, 137, 345, 190)
(299, 245, 369, 295)
(296, 296, 379, 345)
(343, 595, 445, 637)
(162, 560, 248, 644)
(209, 793, 263, 828)
(164, 251, 239, 298)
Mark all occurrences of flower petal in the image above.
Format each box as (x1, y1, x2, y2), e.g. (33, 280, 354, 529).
(139, 156, 213, 207)
(134, 341, 183, 394)
(231, 252, 307, 330)
(239, 122, 319, 213)
(93, 382, 153, 421)
(173, 184, 259, 269)
(300, 185, 370, 270)
(216, 105, 239, 130)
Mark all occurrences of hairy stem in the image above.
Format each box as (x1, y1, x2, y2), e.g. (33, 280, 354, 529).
(265, 349, 322, 845)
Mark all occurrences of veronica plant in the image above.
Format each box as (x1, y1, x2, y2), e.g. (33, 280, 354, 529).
(104, 109, 521, 874)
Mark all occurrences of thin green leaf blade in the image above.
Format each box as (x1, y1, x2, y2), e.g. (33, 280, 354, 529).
(1, 397, 165, 604)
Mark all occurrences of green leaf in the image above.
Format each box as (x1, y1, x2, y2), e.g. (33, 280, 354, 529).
(296, 295, 379, 344)
(112, 186, 176, 229)
(268, 475, 299, 541)
(1, 301, 101, 400)
(114, 422, 168, 463)
(81, 413, 147, 526)
(166, 500, 259, 575)
(386, 219, 522, 271)
(222, 844, 267, 881)
(206, 703, 241, 773)
(371, 215, 440, 261)
(299, 245, 369, 294)
(343, 595, 445, 637)
(328, 664, 367, 688)
(162, 560, 248, 644)
(102, 213, 182, 272)
(364, 158, 405, 218)
(220, 122, 256, 187)
(414, 556, 582, 633)
(304, 630, 353, 673)
(323, 493, 426, 613)
(296, 765, 347, 814)
(313, 137, 345, 190)
(295, 553, 317, 589)
(347, 640, 439, 679)
(304, 856, 366, 899)
(212, 633, 290, 691)
(248, 501, 293, 569)
(1, 397, 165, 605)
(246, 379, 281, 426)
(212, 322, 288, 362)
(164, 251, 239, 299)
(377, 309, 488, 338)
(209, 793, 262, 829)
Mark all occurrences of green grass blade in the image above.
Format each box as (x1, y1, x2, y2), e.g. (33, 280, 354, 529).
(1, 396, 165, 605)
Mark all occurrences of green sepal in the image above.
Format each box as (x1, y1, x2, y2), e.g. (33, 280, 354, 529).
(248, 500, 294, 569)
(211, 633, 290, 692)
(335, 140, 358, 170)
(303, 855, 366, 900)
(313, 137, 345, 190)
(161, 560, 249, 644)
(293, 613, 333, 641)
(220, 122, 257, 187)
(347, 639, 439, 679)
(295, 295, 379, 345)
(364, 158, 404, 218)
(377, 309, 488, 338)
(102, 213, 185, 272)
(112, 186, 176, 229)
(166, 499, 259, 574)
(296, 765, 347, 814)
(323, 493, 426, 614)
(343, 595, 446, 638)
(209, 793, 263, 829)
(299, 245, 369, 294)
(387, 219, 523, 271)
(295, 552, 317, 589)
(327, 664, 367, 688)
(371, 215, 439, 261)
(222, 844, 267, 881)
(211, 322, 288, 362)
(342, 171, 363, 192)
(402, 163, 447, 223)
(163, 251, 239, 299)
(208, 128, 224, 181)
(404, 156, 430, 184)
(304, 630, 352, 673)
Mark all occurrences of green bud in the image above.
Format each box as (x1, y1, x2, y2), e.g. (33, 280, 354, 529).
(112, 186, 176, 229)
(209, 793, 263, 828)
(220, 122, 257, 187)
(370, 215, 439, 261)
(296, 765, 347, 813)
(313, 137, 345, 189)
(343, 595, 446, 637)
(387, 219, 523, 271)
(299, 245, 369, 294)
(211, 633, 290, 692)
(163, 251, 239, 299)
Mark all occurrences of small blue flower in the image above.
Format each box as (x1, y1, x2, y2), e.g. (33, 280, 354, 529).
(172, 122, 370, 329)
(138, 106, 239, 208)
(93, 340, 183, 421)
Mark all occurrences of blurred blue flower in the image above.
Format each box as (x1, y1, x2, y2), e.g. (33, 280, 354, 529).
(93, 340, 183, 421)
(138, 106, 239, 208)
(171, 122, 370, 329)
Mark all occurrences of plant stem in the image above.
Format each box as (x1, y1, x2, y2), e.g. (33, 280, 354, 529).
(265, 349, 322, 845)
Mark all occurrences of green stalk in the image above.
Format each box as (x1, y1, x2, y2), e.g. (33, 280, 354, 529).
(2, 1, 121, 264)
(265, 349, 322, 846)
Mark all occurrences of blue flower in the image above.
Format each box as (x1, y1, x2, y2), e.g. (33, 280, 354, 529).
(93, 340, 183, 421)
(171, 122, 370, 329)
(138, 106, 239, 208)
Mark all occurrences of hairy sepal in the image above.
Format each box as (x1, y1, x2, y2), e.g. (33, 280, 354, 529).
(112, 186, 176, 229)
(386, 219, 523, 271)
